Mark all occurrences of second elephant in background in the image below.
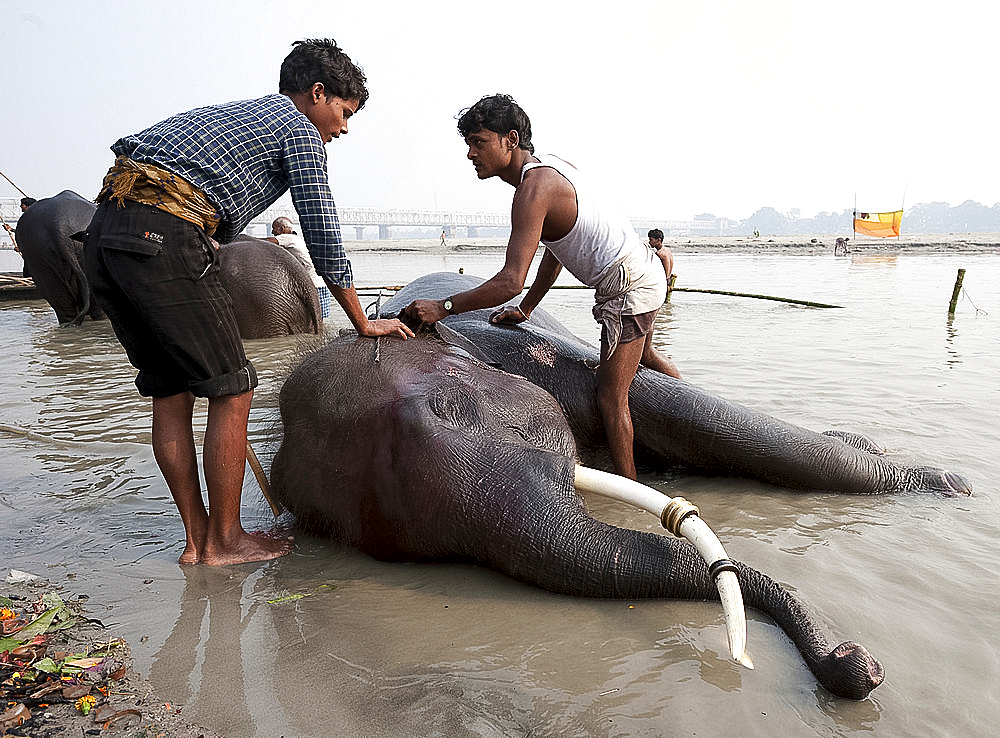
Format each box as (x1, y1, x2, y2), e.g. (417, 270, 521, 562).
(218, 236, 322, 339)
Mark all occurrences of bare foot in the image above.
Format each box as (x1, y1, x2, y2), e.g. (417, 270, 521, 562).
(178, 545, 200, 565)
(200, 529, 294, 566)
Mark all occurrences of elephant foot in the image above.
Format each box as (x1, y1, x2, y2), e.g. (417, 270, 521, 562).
(822, 430, 887, 455)
(814, 641, 885, 700)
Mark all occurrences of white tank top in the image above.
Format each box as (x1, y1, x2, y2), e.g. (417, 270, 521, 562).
(520, 154, 640, 287)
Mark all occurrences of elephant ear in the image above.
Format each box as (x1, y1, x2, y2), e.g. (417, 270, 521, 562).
(434, 321, 501, 368)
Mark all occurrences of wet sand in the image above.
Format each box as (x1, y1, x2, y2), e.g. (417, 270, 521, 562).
(2, 576, 218, 738)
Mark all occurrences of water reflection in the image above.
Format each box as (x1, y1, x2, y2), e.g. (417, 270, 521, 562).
(148, 565, 262, 736)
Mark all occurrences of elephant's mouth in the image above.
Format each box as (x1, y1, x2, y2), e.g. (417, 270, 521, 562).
(572, 464, 754, 669)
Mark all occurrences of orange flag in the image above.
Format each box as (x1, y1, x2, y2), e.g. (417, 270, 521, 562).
(853, 210, 902, 238)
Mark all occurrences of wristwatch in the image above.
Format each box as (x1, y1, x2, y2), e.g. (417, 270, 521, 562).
(443, 297, 456, 314)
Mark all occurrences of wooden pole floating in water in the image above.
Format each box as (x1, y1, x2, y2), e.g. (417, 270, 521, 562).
(669, 287, 843, 308)
(948, 268, 966, 317)
(356, 282, 843, 308)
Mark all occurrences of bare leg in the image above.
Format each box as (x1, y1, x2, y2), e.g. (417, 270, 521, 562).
(152, 392, 208, 564)
(199, 390, 292, 566)
(596, 336, 648, 480)
(640, 330, 683, 380)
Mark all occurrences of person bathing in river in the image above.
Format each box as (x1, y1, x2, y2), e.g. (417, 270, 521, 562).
(404, 94, 680, 480)
(83, 38, 412, 566)
(267, 216, 332, 318)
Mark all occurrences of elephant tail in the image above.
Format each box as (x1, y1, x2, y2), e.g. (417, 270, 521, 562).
(64, 246, 92, 327)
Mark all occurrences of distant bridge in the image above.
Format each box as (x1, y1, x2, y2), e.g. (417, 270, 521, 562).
(1, 197, 737, 242)
(250, 205, 511, 240)
(250, 206, 737, 239)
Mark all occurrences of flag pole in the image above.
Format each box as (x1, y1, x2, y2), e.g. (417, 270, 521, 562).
(899, 185, 907, 240)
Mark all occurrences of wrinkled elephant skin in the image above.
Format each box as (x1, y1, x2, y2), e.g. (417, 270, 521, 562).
(15, 190, 104, 326)
(272, 333, 885, 699)
(218, 237, 321, 339)
(379, 272, 971, 496)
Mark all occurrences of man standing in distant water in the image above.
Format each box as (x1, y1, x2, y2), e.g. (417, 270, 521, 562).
(83, 38, 412, 566)
(646, 228, 677, 293)
(268, 216, 332, 318)
(405, 94, 681, 480)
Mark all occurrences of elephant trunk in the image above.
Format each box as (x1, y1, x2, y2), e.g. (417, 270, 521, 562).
(573, 464, 750, 668)
(482, 457, 883, 699)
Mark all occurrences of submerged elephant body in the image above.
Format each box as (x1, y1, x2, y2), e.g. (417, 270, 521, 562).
(273, 333, 884, 699)
(218, 237, 322, 339)
(16, 190, 104, 326)
(379, 272, 970, 496)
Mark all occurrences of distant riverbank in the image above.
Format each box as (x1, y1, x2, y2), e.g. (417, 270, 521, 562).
(343, 233, 1000, 256)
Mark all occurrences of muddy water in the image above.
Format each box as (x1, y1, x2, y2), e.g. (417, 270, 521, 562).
(1, 244, 998, 737)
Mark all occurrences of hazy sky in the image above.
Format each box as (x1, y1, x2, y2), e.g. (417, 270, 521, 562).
(1, 0, 996, 221)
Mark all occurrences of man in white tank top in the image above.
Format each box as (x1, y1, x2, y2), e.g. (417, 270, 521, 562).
(404, 94, 682, 480)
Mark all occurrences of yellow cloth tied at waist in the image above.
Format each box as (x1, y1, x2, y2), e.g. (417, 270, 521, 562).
(98, 156, 221, 237)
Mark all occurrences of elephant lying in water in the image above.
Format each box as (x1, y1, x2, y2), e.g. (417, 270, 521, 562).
(272, 332, 885, 699)
(379, 272, 971, 496)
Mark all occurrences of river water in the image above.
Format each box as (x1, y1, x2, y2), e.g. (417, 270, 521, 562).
(1, 242, 998, 737)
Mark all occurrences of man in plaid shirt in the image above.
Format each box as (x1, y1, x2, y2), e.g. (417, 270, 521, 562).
(83, 38, 412, 566)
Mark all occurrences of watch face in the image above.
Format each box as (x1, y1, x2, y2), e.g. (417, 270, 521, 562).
(443, 299, 453, 312)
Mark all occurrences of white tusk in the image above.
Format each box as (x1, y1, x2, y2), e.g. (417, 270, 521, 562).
(573, 464, 752, 668)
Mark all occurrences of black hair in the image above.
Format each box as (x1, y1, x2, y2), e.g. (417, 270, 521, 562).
(279, 38, 368, 111)
(457, 94, 534, 154)
(647, 228, 664, 240)
(20, 197, 37, 208)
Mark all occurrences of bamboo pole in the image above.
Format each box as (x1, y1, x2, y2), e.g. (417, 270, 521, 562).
(246, 441, 283, 517)
(356, 283, 843, 308)
(948, 268, 965, 317)
(0, 274, 34, 287)
(0, 169, 28, 198)
(670, 287, 842, 308)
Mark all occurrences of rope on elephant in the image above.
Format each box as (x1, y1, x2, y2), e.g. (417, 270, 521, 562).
(355, 283, 844, 309)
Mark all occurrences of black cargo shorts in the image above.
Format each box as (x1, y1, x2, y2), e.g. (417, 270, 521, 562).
(83, 199, 257, 398)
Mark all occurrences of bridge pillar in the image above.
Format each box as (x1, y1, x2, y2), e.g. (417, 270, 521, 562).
(354, 226, 366, 240)
(378, 224, 392, 240)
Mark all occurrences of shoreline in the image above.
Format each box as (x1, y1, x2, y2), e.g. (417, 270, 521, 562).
(2, 575, 216, 738)
(342, 233, 1000, 256)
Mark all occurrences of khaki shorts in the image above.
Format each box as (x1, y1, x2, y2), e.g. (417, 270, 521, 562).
(600, 308, 658, 346)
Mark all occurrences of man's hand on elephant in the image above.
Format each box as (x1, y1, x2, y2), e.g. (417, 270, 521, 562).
(404, 298, 448, 325)
(360, 317, 414, 339)
(489, 305, 528, 325)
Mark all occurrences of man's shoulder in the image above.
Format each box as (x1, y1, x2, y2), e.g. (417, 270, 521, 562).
(275, 232, 307, 247)
(516, 160, 576, 204)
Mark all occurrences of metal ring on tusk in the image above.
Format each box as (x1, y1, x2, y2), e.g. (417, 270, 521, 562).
(660, 496, 700, 537)
(708, 558, 738, 580)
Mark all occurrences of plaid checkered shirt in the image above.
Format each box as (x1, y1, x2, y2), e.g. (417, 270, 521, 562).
(110, 93, 353, 287)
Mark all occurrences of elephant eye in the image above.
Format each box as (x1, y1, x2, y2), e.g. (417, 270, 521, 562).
(425, 383, 485, 429)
